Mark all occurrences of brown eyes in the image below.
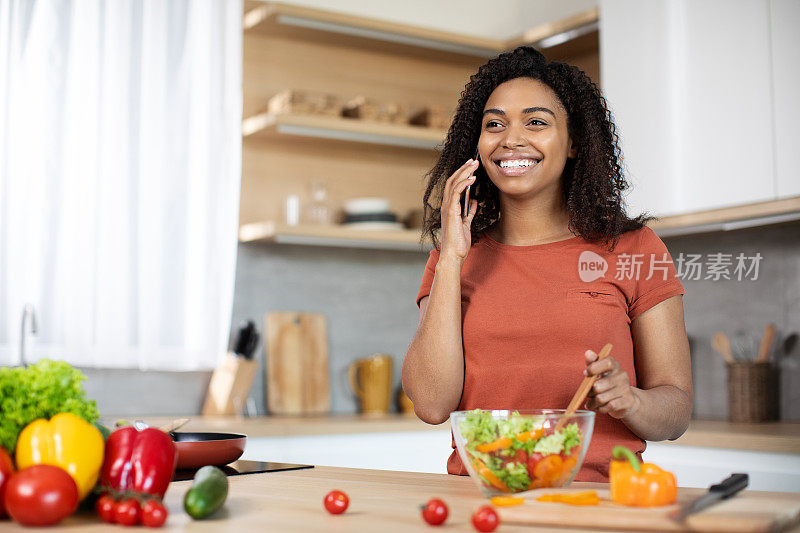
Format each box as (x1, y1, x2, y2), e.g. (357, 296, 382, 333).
(485, 119, 546, 128)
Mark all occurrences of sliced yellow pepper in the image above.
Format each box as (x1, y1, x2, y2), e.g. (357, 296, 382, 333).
(490, 495, 525, 507)
(537, 490, 600, 506)
(15, 412, 104, 500)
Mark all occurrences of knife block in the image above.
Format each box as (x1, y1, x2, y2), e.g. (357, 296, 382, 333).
(202, 352, 258, 416)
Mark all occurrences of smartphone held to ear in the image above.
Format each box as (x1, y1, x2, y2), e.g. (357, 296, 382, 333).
(462, 149, 479, 217)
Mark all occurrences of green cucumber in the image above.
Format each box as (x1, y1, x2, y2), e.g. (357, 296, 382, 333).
(184, 466, 229, 519)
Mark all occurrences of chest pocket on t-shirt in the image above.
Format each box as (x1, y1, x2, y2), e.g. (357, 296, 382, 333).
(566, 286, 622, 306)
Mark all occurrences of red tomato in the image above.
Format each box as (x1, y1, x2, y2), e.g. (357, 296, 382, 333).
(4, 464, 78, 526)
(114, 498, 141, 526)
(323, 490, 349, 515)
(526, 452, 543, 479)
(471, 505, 499, 532)
(0, 447, 14, 518)
(96, 494, 118, 523)
(141, 499, 168, 528)
(513, 449, 529, 465)
(420, 498, 448, 526)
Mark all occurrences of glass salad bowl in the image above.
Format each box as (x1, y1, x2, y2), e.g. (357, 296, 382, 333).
(451, 409, 595, 497)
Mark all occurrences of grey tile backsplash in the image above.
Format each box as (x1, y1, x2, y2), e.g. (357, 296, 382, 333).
(232, 242, 428, 416)
(232, 221, 800, 421)
(662, 221, 800, 421)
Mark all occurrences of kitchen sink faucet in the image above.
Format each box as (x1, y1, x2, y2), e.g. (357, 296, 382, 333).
(19, 303, 37, 367)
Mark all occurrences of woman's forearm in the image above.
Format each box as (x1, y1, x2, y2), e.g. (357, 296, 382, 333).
(622, 384, 693, 442)
(402, 257, 465, 424)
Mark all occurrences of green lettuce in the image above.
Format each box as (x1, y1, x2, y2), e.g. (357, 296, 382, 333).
(0, 359, 99, 453)
(561, 422, 583, 455)
(459, 409, 499, 451)
(533, 422, 583, 455)
(496, 412, 542, 439)
(495, 461, 531, 492)
(459, 409, 546, 449)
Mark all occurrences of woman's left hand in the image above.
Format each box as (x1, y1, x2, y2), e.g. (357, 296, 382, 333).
(583, 349, 641, 419)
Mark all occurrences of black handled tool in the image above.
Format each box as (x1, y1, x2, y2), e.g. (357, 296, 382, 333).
(670, 473, 749, 521)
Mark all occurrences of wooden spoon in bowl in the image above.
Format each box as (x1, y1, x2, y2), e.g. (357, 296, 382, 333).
(555, 343, 613, 432)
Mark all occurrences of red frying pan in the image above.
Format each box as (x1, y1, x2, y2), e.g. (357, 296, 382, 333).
(172, 432, 247, 470)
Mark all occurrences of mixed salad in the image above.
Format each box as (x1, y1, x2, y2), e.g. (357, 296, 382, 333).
(459, 409, 583, 493)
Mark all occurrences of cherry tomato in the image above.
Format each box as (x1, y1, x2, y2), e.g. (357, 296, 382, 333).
(96, 494, 118, 523)
(0, 447, 14, 518)
(114, 498, 141, 526)
(4, 464, 79, 526)
(471, 505, 499, 532)
(513, 449, 529, 465)
(323, 490, 349, 515)
(526, 452, 543, 480)
(141, 499, 168, 527)
(420, 498, 448, 525)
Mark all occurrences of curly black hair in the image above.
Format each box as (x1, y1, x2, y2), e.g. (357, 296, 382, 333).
(422, 46, 651, 251)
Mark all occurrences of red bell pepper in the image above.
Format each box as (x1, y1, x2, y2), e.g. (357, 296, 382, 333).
(99, 427, 176, 499)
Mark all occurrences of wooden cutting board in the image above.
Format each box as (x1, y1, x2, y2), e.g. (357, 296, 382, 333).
(265, 312, 330, 415)
(498, 486, 800, 532)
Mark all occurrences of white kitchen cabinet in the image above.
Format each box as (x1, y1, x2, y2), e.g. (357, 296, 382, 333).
(600, 0, 777, 218)
(243, 430, 451, 474)
(643, 442, 800, 493)
(770, 0, 800, 199)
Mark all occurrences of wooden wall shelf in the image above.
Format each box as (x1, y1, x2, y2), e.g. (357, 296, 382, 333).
(239, 221, 430, 252)
(509, 7, 599, 50)
(650, 196, 800, 237)
(244, 2, 600, 57)
(242, 112, 447, 150)
(243, 1, 505, 57)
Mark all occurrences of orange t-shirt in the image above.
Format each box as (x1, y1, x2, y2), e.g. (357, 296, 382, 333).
(415, 226, 685, 482)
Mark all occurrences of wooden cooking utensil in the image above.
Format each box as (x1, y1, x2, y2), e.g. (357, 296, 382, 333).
(159, 418, 190, 434)
(712, 331, 736, 364)
(555, 343, 613, 432)
(755, 323, 776, 363)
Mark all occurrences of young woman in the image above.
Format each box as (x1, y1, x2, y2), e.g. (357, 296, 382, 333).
(402, 46, 692, 482)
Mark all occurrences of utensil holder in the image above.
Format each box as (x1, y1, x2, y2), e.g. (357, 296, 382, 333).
(202, 353, 258, 416)
(726, 362, 778, 422)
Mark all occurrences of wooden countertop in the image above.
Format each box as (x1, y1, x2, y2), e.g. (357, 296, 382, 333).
(10, 466, 800, 532)
(122, 415, 800, 454)
(131, 413, 439, 437)
(664, 419, 800, 455)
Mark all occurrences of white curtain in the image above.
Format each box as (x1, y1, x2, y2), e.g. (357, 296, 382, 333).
(0, 0, 243, 370)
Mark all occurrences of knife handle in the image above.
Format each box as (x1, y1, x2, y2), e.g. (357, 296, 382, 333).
(710, 473, 749, 498)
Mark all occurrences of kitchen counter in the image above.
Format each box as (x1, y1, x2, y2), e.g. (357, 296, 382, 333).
(8, 466, 800, 532)
(664, 419, 800, 455)
(133, 415, 800, 455)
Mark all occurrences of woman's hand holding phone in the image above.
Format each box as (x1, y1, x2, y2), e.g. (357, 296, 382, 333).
(439, 159, 478, 267)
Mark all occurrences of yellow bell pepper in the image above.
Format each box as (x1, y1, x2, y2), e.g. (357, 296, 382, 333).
(15, 412, 104, 500)
(610, 445, 677, 507)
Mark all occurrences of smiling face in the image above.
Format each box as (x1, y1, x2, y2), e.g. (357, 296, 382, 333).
(478, 77, 576, 202)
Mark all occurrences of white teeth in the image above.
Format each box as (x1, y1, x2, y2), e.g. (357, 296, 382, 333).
(498, 159, 538, 168)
